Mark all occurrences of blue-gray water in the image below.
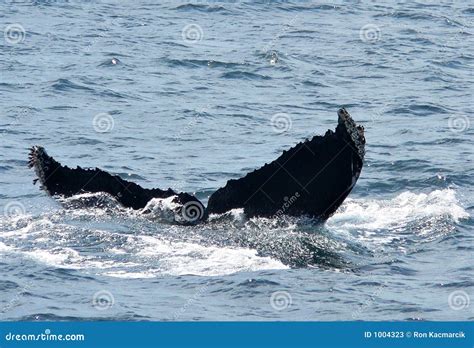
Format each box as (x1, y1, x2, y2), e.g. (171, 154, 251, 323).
(1, 1, 473, 321)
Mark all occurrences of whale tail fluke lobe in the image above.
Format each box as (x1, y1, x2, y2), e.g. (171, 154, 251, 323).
(207, 108, 365, 220)
(28, 108, 365, 223)
(28, 146, 203, 216)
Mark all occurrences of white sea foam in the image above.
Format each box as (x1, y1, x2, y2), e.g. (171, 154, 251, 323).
(326, 189, 469, 247)
(3, 220, 288, 278)
(23, 247, 82, 266)
(103, 270, 156, 279)
(2, 189, 466, 278)
(0, 241, 13, 253)
(140, 196, 181, 222)
(21, 236, 288, 277)
(328, 189, 468, 230)
(22, 246, 142, 271)
(136, 235, 288, 277)
(208, 208, 246, 222)
(60, 192, 120, 209)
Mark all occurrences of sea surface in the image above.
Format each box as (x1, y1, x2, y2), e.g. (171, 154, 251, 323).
(0, 0, 473, 321)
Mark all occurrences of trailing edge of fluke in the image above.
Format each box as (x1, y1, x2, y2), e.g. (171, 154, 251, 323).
(28, 108, 365, 224)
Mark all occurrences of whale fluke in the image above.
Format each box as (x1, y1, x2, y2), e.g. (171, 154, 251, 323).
(28, 108, 364, 222)
(28, 146, 204, 223)
(207, 108, 365, 220)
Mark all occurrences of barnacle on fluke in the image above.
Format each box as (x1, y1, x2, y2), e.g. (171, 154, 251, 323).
(28, 108, 365, 224)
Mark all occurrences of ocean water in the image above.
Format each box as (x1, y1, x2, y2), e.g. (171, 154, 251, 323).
(0, 0, 473, 321)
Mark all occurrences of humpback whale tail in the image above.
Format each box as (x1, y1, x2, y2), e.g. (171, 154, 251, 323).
(207, 108, 365, 220)
(28, 108, 365, 223)
(28, 146, 205, 223)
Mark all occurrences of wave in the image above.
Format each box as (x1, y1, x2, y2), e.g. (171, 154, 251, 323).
(221, 71, 271, 80)
(135, 235, 288, 276)
(174, 3, 232, 13)
(164, 58, 246, 70)
(328, 189, 468, 229)
(326, 189, 469, 250)
(51, 78, 95, 93)
(0, 189, 468, 277)
(1, 226, 288, 278)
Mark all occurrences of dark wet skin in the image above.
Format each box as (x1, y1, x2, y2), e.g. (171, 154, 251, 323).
(29, 108, 365, 224)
